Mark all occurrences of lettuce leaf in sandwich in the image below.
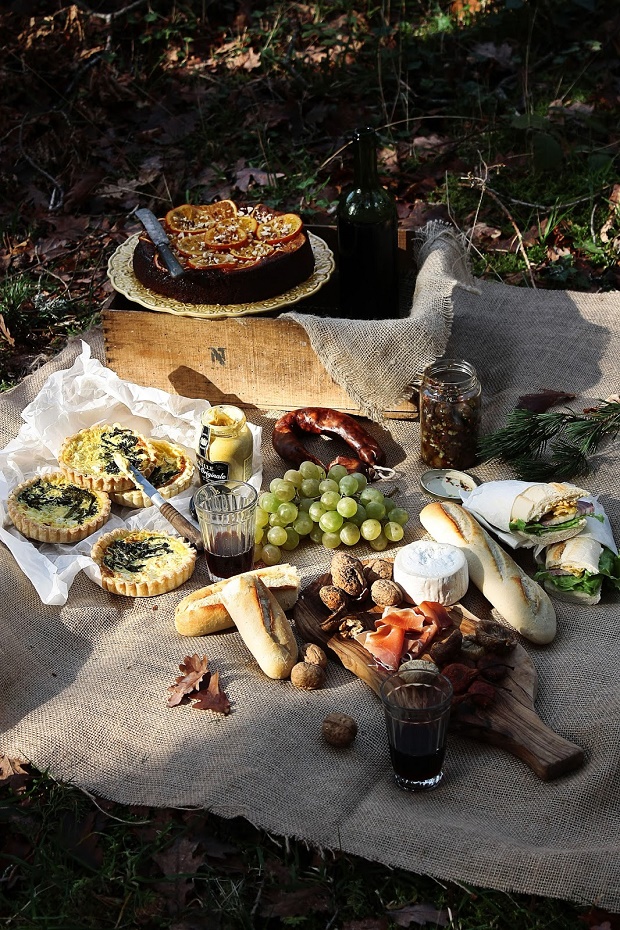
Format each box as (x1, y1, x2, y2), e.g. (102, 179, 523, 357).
(535, 535, 620, 605)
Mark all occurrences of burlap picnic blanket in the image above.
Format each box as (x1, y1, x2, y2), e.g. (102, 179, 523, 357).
(2, 256, 620, 910)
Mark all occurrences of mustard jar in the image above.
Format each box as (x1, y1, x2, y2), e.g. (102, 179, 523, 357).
(419, 359, 481, 469)
(196, 405, 253, 483)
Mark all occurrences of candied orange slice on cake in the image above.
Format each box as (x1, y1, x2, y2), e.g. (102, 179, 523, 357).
(204, 222, 249, 250)
(230, 240, 275, 264)
(165, 200, 238, 234)
(256, 213, 303, 245)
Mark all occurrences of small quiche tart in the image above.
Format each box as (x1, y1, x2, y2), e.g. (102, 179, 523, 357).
(91, 528, 196, 597)
(58, 424, 156, 493)
(110, 439, 195, 509)
(7, 472, 111, 544)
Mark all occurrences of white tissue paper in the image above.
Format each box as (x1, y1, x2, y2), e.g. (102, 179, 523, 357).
(460, 480, 537, 548)
(0, 342, 262, 605)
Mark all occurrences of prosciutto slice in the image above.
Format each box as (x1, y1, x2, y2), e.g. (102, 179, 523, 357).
(354, 601, 452, 669)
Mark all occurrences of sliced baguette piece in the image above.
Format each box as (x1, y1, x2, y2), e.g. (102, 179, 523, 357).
(174, 563, 300, 636)
(221, 574, 298, 679)
(419, 500, 556, 644)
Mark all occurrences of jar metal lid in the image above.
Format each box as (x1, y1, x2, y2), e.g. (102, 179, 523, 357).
(420, 468, 478, 500)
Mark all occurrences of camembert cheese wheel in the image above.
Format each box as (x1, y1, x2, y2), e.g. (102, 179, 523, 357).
(110, 439, 195, 508)
(7, 472, 111, 544)
(58, 424, 156, 493)
(91, 528, 196, 597)
(393, 540, 469, 606)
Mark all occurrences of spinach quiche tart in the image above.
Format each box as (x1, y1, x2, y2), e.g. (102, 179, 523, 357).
(110, 438, 195, 509)
(58, 424, 156, 493)
(7, 472, 111, 544)
(91, 528, 196, 597)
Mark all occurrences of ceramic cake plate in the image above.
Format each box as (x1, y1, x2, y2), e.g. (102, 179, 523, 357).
(107, 232, 335, 320)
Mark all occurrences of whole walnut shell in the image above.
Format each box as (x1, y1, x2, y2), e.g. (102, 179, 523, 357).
(370, 578, 403, 607)
(321, 712, 358, 747)
(330, 553, 367, 598)
(301, 642, 328, 669)
(319, 585, 349, 613)
(366, 559, 393, 584)
(290, 661, 325, 690)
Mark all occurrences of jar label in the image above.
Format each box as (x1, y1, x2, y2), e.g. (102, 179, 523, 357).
(197, 425, 211, 459)
(197, 458, 229, 482)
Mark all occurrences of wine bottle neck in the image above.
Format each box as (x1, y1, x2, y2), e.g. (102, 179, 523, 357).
(352, 128, 380, 189)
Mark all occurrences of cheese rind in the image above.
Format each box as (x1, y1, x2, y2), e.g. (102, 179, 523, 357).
(393, 540, 469, 606)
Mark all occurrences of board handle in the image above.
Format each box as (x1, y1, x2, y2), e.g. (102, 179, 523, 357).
(159, 502, 204, 550)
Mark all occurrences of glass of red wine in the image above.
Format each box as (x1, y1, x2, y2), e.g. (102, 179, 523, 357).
(380, 668, 453, 792)
(193, 480, 258, 582)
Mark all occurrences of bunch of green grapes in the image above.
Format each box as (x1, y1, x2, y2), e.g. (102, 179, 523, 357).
(254, 460, 410, 566)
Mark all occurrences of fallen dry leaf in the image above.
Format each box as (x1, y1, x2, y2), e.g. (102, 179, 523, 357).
(191, 671, 231, 715)
(167, 654, 210, 706)
(260, 886, 332, 918)
(516, 389, 576, 412)
(387, 902, 450, 927)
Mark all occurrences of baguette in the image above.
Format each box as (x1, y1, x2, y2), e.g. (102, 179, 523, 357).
(221, 574, 298, 679)
(419, 501, 556, 644)
(174, 564, 300, 636)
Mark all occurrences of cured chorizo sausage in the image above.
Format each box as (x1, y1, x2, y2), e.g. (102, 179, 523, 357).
(272, 407, 386, 477)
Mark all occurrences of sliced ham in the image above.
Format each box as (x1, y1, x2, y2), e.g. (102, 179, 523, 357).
(355, 600, 452, 669)
(355, 621, 405, 670)
(380, 605, 426, 631)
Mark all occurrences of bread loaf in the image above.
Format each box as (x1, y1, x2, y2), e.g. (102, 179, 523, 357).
(221, 575, 298, 679)
(419, 501, 556, 644)
(174, 563, 300, 636)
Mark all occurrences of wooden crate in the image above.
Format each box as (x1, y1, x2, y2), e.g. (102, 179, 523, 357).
(103, 226, 418, 418)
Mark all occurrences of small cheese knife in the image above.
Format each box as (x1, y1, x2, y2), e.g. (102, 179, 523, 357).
(134, 208, 185, 278)
(113, 453, 203, 550)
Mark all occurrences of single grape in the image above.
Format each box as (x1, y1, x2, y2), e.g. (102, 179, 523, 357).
(369, 532, 388, 551)
(261, 543, 281, 566)
(299, 460, 322, 479)
(267, 525, 287, 547)
(389, 507, 410, 526)
(269, 477, 281, 494)
(277, 502, 298, 525)
(338, 474, 359, 497)
(258, 492, 279, 513)
(383, 496, 396, 513)
(320, 490, 341, 511)
(297, 497, 314, 512)
(322, 531, 341, 550)
(327, 464, 348, 481)
(351, 472, 368, 492)
(255, 506, 270, 528)
(349, 503, 367, 527)
(340, 522, 361, 546)
(272, 479, 296, 502)
(360, 487, 384, 505)
(319, 478, 340, 494)
(281, 528, 300, 551)
(336, 496, 357, 518)
(383, 521, 405, 542)
(283, 469, 303, 488)
(269, 512, 288, 527)
(254, 526, 264, 545)
(309, 524, 324, 544)
(360, 518, 382, 541)
(293, 512, 314, 535)
(300, 478, 321, 498)
(365, 500, 386, 521)
(309, 501, 327, 522)
(319, 510, 344, 533)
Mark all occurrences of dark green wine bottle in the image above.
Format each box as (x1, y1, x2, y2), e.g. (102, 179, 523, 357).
(337, 127, 400, 320)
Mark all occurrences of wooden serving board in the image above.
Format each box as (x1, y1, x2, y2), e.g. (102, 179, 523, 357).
(294, 571, 584, 781)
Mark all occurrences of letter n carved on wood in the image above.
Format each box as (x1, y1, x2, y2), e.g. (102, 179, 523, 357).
(210, 347, 226, 365)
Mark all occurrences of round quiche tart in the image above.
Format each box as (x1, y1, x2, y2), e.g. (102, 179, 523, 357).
(91, 527, 197, 597)
(58, 424, 156, 493)
(7, 472, 111, 544)
(132, 201, 315, 305)
(110, 438, 195, 508)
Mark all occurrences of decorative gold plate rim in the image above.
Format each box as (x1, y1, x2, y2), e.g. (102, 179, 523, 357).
(107, 231, 335, 320)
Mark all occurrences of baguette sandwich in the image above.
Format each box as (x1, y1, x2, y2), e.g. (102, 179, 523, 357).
(419, 500, 556, 644)
(175, 563, 300, 636)
(535, 536, 620, 605)
(221, 574, 298, 679)
(507, 481, 591, 545)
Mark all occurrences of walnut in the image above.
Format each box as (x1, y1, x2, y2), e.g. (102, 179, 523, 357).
(370, 579, 403, 607)
(366, 559, 393, 584)
(330, 553, 367, 599)
(319, 585, 349, 612)
(301, 643, 328, 669)
(321, 712, 358, 747)
(290, 661, 325, 690)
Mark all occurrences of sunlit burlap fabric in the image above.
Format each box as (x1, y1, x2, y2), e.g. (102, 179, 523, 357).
(1, 261, 620, 910)
(285, 222, 475, 420)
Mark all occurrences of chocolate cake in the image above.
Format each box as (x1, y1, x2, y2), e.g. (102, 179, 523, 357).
(132, 201, 315, 305)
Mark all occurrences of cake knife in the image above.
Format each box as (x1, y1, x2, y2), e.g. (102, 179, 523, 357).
(134, 208, 185, 278)
(113, 453, 203, 550)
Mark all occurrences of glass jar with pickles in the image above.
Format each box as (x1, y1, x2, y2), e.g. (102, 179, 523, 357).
(419, 359, 481, 470)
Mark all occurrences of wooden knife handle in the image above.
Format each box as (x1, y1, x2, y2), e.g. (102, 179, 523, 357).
(159, 502, 204, 550)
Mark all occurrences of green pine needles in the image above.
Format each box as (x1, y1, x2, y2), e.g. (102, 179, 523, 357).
(479, 401, 620, 481)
